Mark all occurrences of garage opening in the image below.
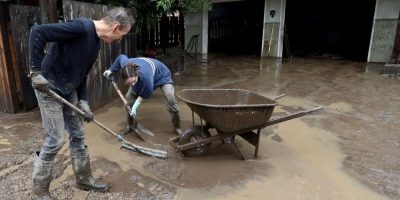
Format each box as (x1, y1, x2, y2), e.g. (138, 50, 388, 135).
(208, 0, 265, 55)
(284, 0, 376, 61)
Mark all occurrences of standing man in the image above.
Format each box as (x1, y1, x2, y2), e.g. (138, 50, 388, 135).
(29, 8, 134, 199)
(103, 54, 182, 135)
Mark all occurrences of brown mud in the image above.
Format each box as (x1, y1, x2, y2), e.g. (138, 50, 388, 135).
(1, 56, 399, 199)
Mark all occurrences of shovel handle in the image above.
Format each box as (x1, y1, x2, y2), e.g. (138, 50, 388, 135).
(47, 89, 166, 158)
(266, 106, 323, 126)
(47, 89, 119, 137)
(48, 90, 85, 115)
(108, 78, 131, 113)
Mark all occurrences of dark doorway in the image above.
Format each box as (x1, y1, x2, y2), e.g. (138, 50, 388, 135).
(208, 0, 265, 55)
(284, 0, 376, 61)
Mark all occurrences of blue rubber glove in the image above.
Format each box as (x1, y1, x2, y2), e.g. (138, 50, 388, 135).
(129, 100, 141, 118)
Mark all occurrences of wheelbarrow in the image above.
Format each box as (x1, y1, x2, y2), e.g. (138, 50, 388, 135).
(170, 89, 322, 159)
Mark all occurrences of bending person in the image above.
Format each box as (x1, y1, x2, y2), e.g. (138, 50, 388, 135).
(103, 54, 182, 135)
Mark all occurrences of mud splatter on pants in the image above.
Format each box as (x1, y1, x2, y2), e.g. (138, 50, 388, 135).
(35, 90, 85, 161)
(126, 83, 179, 113)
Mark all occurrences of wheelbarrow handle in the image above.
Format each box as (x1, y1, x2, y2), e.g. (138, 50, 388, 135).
(47, 89, 120, 137)
(272, 93, 286, 101)
(266, 106, 323, 126)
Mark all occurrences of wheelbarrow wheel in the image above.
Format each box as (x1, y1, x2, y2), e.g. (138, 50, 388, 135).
(179, 125, 211, 157)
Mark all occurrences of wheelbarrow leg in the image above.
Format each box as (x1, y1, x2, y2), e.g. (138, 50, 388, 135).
(254, 129, 261, 158)
(237, 129, 262, 159)
(231, 137, 245, 160)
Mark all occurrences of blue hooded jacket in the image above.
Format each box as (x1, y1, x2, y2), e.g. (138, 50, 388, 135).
(109, 54, 173, 99)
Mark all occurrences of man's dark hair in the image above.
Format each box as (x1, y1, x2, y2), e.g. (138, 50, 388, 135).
(102, 7, 135, 30)
(121, 63, 139, 79)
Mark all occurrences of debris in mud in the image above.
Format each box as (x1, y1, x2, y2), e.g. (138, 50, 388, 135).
(0, 158, 33, 200)
(382, 73, 400, 80)
(143, 159, 184, 182)
(270, 134, 283, 143)
(52, 176, 176, 200)
(376, 111, 395, 123)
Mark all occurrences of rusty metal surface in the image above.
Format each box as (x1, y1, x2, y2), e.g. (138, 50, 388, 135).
(178, 125, 211, 157)
(175, 89, 322, 158)
(177, 89, 277, 133)
(63, 0, 135, 110)
(177, 89, 277, 108)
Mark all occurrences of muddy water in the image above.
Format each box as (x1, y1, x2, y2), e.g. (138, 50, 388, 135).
(1, 56, 398, 199)
(76, 56, 396, 199)
(175, 98, 386, 200)
(0, 135, 11, 145)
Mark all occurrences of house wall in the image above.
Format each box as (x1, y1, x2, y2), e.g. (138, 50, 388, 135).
(261, 0, 286, 57)
(184, 11, 208, 54)
(368, 0, 400, 62)
(185, 0, 400, 62)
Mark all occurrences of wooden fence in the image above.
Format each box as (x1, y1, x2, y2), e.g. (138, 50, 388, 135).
(0, 2, 18, 112)
(0, 2, 19, 113)
(136, 15, 184, 52)
(9, 5, 41, 111)
(0, 0, 136, 113)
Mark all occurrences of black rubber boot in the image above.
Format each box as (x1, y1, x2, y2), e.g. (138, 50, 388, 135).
(120, 113, 134, 135)
(32, 151, 55, 200)
(171, 112, 183, 135)
(70, 146, 110, 192)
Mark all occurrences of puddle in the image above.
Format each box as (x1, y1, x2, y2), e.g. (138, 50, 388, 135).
(175, 117, 387, 200)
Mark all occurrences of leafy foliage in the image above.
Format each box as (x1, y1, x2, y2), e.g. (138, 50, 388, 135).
(86, 0, 212, 13)
(178, 0, 213, 13)
(78, 0, 212, 49)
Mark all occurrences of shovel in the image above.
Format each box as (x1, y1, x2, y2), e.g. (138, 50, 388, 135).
(47, 89, 166, 159)
(107, 77, 155, 140)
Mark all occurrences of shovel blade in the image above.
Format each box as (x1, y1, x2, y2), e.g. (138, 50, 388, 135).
(131, 120, 155, 141)
(135, 122, 155, 136)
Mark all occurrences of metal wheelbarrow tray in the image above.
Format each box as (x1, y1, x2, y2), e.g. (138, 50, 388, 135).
(170, 89, 322, 159)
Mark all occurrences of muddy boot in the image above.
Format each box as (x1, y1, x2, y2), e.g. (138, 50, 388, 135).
(119, 125, 133, 135)
(32, 151, 55, 200)
(171, 112, 183, 135)
(70, 146, 110, 192)
(119, 113, 134, 135)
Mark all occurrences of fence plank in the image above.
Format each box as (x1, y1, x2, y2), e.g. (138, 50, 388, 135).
(39, 0, 58, 23)
(0, 2, 19, 113)
(9, 4, 41, 111)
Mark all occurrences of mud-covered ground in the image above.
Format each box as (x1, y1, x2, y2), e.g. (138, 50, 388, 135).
(0, 55, 399, 199)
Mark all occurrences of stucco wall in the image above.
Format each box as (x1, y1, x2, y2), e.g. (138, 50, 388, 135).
(368, 0, 400, 62)
(261, 0, 286, 57)
(184, 11, 208, 54)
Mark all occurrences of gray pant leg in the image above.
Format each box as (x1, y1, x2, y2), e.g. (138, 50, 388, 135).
(125, 87, 137, 126)
(160, 84, 179, 113)
(35, 90, 66, 161)
(125, 86, 137, 106)
(63, 92, 85, 151)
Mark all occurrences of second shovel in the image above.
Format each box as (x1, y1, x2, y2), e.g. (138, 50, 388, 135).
(108, 76, 155, 140)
